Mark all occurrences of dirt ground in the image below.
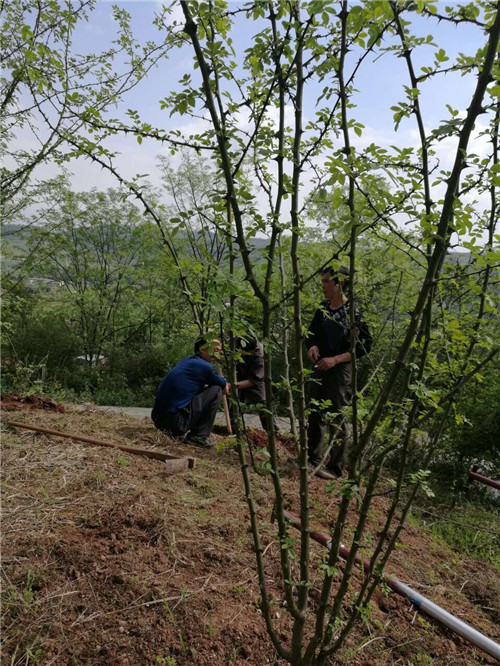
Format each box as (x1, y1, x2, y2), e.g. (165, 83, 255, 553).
(1, 403, 499, 665)
(1, 392, 65, 413)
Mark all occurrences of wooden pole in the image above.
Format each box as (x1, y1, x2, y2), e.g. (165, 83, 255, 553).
(222, 394, 232, 435)
(6, 421, 195, 471)
(215, 360, 232, 435)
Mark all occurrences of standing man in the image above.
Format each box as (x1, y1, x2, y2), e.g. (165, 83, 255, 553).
(235, 336, 279, 433)
(306, 266, 372, 479)
(152, 338, 229, 448)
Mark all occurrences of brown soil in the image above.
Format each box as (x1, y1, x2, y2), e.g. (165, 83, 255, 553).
(2, 403, 499, 666)
(212, 423, 297, 454)
(1, 392, 65, 413)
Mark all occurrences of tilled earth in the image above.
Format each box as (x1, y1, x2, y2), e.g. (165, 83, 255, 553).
(1, 404, 499, 665)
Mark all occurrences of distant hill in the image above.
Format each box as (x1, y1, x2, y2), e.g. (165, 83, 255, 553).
(0, 222, 479, 278)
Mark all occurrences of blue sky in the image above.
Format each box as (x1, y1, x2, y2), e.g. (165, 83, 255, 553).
(81, 1, 484, 127)
(22, 0, 493, 231)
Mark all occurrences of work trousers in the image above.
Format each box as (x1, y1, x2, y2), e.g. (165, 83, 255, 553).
(307, 364, 352, 471)
(239, 387, 279, 433)
(153, 385, 222, 439)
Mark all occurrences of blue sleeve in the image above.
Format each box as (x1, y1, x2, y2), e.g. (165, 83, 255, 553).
(204, 362, 227, 389)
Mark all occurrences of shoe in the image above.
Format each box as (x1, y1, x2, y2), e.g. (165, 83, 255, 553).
(186, 435, 215, 449)
(308, 461, 337, 481)
(314, 468, 337, 481)
(326, 463, 343, 478)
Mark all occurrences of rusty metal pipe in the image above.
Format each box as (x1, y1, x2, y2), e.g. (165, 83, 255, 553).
(284, 510, 500, 662)
(469, 469, 500, 491)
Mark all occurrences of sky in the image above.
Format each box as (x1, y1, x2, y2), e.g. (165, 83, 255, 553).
(11, 0, 497, 240)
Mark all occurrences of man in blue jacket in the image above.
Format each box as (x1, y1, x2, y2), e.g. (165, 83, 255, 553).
(152, 338, 229, 448)
(306, 266, 372, 478)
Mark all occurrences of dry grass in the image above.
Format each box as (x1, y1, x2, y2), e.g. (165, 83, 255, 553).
(1, 405, 499, 665)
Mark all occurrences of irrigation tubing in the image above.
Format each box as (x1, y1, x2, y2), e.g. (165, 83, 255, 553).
(284, 510, 500, 662)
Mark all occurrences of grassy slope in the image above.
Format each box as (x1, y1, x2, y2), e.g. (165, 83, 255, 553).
(2, 406, 499, 666)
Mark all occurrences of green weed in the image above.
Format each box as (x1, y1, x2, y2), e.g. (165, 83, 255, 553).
(414, 504, 500, 571)
(154, 656, 176, 665)
(164, 602, 175, 624)
(228, 583, 244, 597)
(194, 508, 209, 522)
(93, 469, 107, 486)
(116, 455, 130, 467)
(227, 646, 242, 663)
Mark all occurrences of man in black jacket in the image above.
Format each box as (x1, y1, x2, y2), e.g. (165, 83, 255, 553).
(306, 266, 372, 479)
(235, 337, 279, 433)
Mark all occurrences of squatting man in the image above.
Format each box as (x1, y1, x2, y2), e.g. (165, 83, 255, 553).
(151, 338, 229, 448)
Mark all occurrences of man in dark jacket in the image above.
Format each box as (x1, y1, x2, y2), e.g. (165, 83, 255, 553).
(235, 337, 279, 432)
(306, 266, 372, 478)
(152, 338, 229, 448)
